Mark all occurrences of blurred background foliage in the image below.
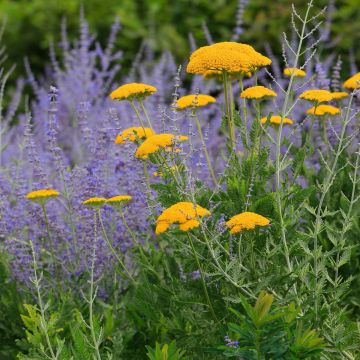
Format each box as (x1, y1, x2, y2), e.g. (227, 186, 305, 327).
(0, 0, 359, 81)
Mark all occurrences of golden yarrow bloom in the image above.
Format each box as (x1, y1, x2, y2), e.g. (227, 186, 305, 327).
(26, 189, 59, 203)
(331, 91, 349, 100)
(226, 211, 270, 234)
(115, 127, 155, 144)
(240, 86, 277, 100)
(155, 201, 211, 235)
(299, 89, 333, 103)
(135, 133, 188, 159)
(343, 72, 360, 89)
(106, 195, 132, 208)
(307, 105, 340, 116)
(283, 68, 306, 77)
(260, 116, 293, 125)
(186, 42, 271, 75)
(176, 94, 216, 110)
(83, 197, 107, 208)
(110, 83, 157, 101)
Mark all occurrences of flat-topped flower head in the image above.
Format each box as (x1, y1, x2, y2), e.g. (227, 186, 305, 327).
(83, 197, 107, 208)
(186, 42, 271, 75)
(176, 94, 216, 110)
(155, 201, 211, 235)
(283, 68, 306, 77)
(343, 72, 360, 89)
(260, 115, 293, 125)
(110, 83, 157, 101)
(135, 133, 188, 159)
(115, 127, 155, 144)
(106, 195, 132, 208)
(240, 86, 277, 100)
(331, 91, 349, 100)
(26, 189, 59, 204)
(299, 89, 333, 103)
(307, 105, 340, 116)
(226, 211, 270, 234)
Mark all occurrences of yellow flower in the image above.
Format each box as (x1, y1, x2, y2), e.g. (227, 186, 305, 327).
(26, 189, 59, 203)
(240, 86, 277, 100)
(186, 42, 271, 75)
(155, 202, 211, 235)
(283, 68, 306, 77)
(135, 133, 188, 159)
(226, 211, 270, 234)
(176, 94, 216, 110)
(331, 91, 349, 100)
(299, 89, 333, 103)
(83, 197, 107, 208)
(115, 127, 155, 144)
(343, 72, 360, 89)
(260, 116, 293, 125)
(307, 105, 340, 116)
(106, 195, 132, 208)
(110, 83, 157, 101)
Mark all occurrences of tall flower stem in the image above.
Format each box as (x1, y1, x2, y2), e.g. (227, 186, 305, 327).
(192, 110, 217, 185)
(130, 100, 146, 129)
(41, 204, 57, 276)
(139, 99, 153, 130)
(222, 71, 235, 149)
(186, 233, 218, 322)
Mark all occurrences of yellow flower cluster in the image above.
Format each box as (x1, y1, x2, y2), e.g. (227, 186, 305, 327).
(176, 94, 216, 110)
(343, 72, 360, 89)
(283, 68, 306, 77)
(299, 89, 333, 103)
(83, 195, 132, 208)
(110, 83, 157, 101)
(107, 195, 132, 204)
(226, 212, 270, 234)
(155, 202, 211, 235)
(186, 42, 271, 75)
(331, 92, 349, 100)
(115, 127, 155, 144)
(135, 133, 188, 159)
(83, 197, 107, 207)
(26, 189, 60, 202)
(240, 86, 277, 100)
(307, 105, 340, 116)
(260, 116, 293, 125)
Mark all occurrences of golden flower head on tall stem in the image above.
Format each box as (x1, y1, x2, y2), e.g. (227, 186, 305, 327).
(240, 86, 277, 100)
(176, 94, 216, 110)
(135, 133, 188, 159)
(82, 197, 107, 209)
(26, 189, 59, 205)
(299, 89, 333, 103)
(106, 195, 132, 209)
(343, 72, 360, 89)
(306, 104, 340, 116)
(283, 67, 306, 77)
(260, 115, 294, 125)
(109, 83, 157, 101)
(226, 211, 270, 234)
(155, 201, 211, 235)
(115, 127, 155, 144)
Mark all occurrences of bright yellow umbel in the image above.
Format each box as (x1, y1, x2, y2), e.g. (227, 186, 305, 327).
(26, 189, 59, 203)
(110, 83, 157, 101)
(82, 197, 107, 208)
(135, 133, 188, 159)
(115, 127, 155, 144)
(299, 89, 333, 103)
(283, 67, 306, 77)
(260, 116, 293, 125)
(176, 94, 216, 110)
(186, 42, 271, 75)
(155, 201, 211, 235)
(307, 105, 340, 116)
(343, 72, 360, 89)
(240, 86, 277, 100)
(331, 91, 349, 100)
(226, 211, 270, 234)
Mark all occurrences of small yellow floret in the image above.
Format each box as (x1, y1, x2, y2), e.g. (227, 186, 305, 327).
(83, 197, 107, 207)
(240, 86, 277, 100)
(260, 116, 293, 125)
(155, 202, 211, 235)
(299, 89, 333, 103)
(26, 189, 59, 201)
(115, 127, 155, 144)
(226, 211, 270, 234)
(135, 134, 188, 159)
(331, 92, 349, 100)
(307, 105, 340, 116)
(110, 83, 157, 101)
(343, 72, 360, 89)
(176, 94, 216, 110)
(283, 68, 306, 77)
(106, 195, 132, 204)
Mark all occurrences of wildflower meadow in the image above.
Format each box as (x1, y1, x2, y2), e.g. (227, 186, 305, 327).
(1, 1, 360, 359)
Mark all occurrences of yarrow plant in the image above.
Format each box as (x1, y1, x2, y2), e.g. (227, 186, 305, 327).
(0, 1, 360, 359)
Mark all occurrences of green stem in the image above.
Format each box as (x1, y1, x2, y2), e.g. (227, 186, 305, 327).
(222, 71, 235, 149)
(41, 205, 57, 277)
(130, 101, 146, 129)
(139, 99, 153, 130)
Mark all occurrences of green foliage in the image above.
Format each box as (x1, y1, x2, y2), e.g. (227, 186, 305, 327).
(146, 341, 186, 360)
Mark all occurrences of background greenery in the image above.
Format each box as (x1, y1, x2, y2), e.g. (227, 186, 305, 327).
(1, 0, 360, 81)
